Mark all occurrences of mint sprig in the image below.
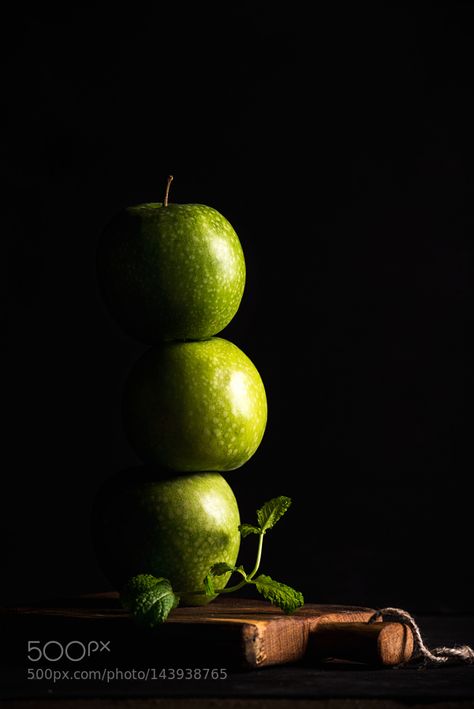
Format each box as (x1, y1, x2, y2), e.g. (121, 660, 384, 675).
(120, 495, 304, 627)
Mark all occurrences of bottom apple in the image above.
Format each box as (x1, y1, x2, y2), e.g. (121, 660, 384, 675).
(91, 468, 241, 606)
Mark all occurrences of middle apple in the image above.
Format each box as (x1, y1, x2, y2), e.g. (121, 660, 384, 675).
(123, 337, 267, 472)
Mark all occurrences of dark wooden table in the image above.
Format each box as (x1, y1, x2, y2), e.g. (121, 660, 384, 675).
(1, 594, 473, 708)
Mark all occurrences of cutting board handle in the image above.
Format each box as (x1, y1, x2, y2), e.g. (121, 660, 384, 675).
(307, 621, 414, 666)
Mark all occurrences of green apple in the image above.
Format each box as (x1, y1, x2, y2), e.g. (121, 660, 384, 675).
(92, 469, 241, 605)
(96, 181, 245, 342)
(123, 337, 267, 472)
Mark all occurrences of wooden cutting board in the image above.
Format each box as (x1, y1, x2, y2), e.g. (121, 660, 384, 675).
(1, 593, 413, 670)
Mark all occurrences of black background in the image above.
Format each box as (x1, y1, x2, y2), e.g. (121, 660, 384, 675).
(5, 3, 474, 612)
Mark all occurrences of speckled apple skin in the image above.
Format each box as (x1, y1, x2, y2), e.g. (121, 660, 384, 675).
(123, 337, 267, 472)
(97, 203, 245, 342)
(93, 471, 240, 605)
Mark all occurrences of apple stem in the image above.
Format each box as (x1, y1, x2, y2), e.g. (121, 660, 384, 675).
(164, 175, 174, 207)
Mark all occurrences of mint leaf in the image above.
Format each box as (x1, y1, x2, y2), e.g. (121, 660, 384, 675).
(209, 561, 237, 576)
(121, 574, 179, 627)
(203, 573, 215, 597)
(204, 561, 237, 596)
(253, 574, 304, 614)
(239, 523, 260, 537)
(120, 574, 161, 615)
(256, 496, 292, 533)
(204, 561, 243, 597)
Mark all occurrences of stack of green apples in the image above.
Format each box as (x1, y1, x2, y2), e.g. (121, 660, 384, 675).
(93, 177, 268, 605)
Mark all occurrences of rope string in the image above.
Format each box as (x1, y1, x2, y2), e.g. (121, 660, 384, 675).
(368, 607, 474, 667)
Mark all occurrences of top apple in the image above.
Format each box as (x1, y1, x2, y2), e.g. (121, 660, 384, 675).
(97, 178, 246, 342)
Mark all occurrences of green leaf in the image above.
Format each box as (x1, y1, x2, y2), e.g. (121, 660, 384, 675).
(239, 523, 261, 537)
(203, 573, 215, 597)
(204, 561, 241, 597)
(120, 574, 159, 615)
(121, 574, 179, 627)
(209, 561, 236, 576)
(256, 496, 292, 533)
(253, 574, 304, 614)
